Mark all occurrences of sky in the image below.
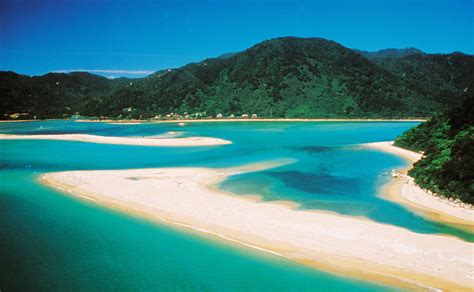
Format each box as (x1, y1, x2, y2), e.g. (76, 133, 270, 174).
(1, 0, 473, 78)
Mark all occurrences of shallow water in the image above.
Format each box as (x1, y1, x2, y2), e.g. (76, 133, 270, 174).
(1, 120, 471, 290)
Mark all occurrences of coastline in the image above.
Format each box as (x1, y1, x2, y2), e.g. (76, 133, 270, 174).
(0, 118, 426, 124)
(0, 119, 43, 123)
(41, 162, 474, 291)
(363, 141, 474, 227)
(0, 118, 71, 123)
(0, 133, 231, 147)
(75, 118, 427, 124)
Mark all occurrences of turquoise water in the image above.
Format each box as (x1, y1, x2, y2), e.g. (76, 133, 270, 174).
(1, 120, 472, 291)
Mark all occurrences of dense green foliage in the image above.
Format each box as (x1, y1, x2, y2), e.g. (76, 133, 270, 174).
(361, 49, 474, 107)
(0, 71, 129, 119)
(1, 37, 473, 119)
(395, 97, 474, 204)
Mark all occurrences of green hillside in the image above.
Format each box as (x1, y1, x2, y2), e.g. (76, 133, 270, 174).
(1, 37, 472, 119)
(395, 97, 474, 204)
(0, 71, 128, 118)
(362, 49, 474, 106)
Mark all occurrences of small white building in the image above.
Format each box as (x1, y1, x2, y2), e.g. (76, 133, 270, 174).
(241, 114, 249, 118)
(251, 114, 258, 119)
(216, 113, 223, 118)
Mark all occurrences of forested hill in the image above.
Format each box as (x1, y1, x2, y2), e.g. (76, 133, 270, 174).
(394, 97, 474, 204)
(1, 37, 473, 119)
(360, 48, 474, 102)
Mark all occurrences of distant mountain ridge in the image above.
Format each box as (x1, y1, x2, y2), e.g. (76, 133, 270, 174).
(356, 47, 425, 59)
(359, 47, 474, 96)
(1, 37, 472, 119)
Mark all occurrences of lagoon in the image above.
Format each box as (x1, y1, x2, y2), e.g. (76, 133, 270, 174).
(1, 120, 472, 290)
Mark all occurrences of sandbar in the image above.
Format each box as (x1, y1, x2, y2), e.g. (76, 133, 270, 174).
(41, 161, 474, 291)
(0, 133, 231, 147)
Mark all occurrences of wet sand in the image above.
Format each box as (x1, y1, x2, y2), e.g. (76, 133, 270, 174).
(364, 141, 473, 226)
(41, 161, 474, 291)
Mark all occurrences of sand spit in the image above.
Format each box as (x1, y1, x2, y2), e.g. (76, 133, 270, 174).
(0, 133, 231, 147)
(42, 162, 474, 291)
(363, 141, 473, 225)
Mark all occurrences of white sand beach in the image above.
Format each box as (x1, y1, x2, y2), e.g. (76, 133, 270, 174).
(364, 141, 423, 161)
(76, 118, 427, 124)
(0, 133, 231, 147)
(364, 141, 474, 225)
(42, 162, 474, 291)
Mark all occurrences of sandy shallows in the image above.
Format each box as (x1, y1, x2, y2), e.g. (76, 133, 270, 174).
(41, 162, 474, 291)
(0, 133, 231, 147)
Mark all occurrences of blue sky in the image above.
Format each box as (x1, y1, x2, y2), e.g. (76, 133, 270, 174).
(1, 0, 472, 78)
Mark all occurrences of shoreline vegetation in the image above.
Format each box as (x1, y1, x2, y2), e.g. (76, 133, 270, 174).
(40, 152, 474, 291)
(0, 133, 231, 147)
(393, 99, 474, 205)
(364, 142, 474, 226)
